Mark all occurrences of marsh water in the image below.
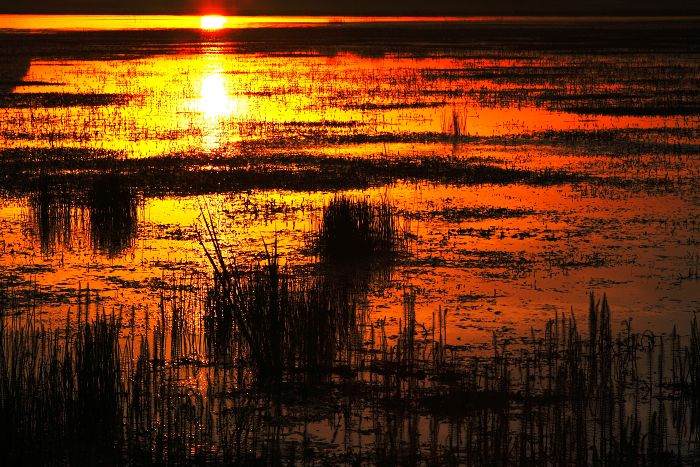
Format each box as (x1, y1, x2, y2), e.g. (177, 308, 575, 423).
(1, 16, 698, 341)
(0, 16, 699, 464)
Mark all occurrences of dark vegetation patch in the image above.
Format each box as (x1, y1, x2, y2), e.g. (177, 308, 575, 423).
(2, 274, 700, 464)
(0, 273, 78, 309)
(340, 101, 445, 111)
(422, 58, 700, 117)
(199, 214, 364, 382)
(456, 249, 532, 271)
(0, 80, 59, 87)
(560, 103, 700, 116)
(0, 148, 584, 197)
(542, 249, 622, 270)
(0, 92, 130, 108)
(26, 172, 139, 256)
(280, 119, 359, 128)
(497, 127, 700, 151)
(312, 196, 406, 263)
(419, 390, 509, 416)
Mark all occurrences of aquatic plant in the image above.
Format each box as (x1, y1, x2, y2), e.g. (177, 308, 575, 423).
(87, 173, 140, 256)
(199, 210, 362, 384)
(1, 287, 700, 464)
(313, 195, 406, 263)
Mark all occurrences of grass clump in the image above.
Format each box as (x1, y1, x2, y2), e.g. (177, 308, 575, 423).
(3, 283, 700, 464)
(87, 174, 139, 256)
(0, 309, 123, 466)
(199, 212, 362, 385)
(314, 195, 406, 263)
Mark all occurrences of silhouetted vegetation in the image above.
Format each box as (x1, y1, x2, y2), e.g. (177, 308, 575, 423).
(88, 174, 139, 256)
(313, 195, 405, 263)
(2, 285, 700, 464)
(0, 149, 585, 198)
(200, 211, 363, 384)
(1, 16, 699, 466)
(24, 173, 140, 256)
(28, 178, 81, 255)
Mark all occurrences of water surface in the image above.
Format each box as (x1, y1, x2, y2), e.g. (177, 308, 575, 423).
(0, 15, 698, 345)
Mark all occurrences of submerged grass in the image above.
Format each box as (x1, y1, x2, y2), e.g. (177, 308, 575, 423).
(1, 20, 699, 464)
(0, 305, 122, 465)
(0, 149, 584, 197)
(0, 92, 130, 108)
(87, 174, 139, 256)
(25, 173, 140, 256)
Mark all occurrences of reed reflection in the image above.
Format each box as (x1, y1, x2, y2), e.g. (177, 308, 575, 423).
(0, 53, 31, 94)
(28, 175, 139, 257)
(87, 175, 139, 257)
(29, 180, 82, 256)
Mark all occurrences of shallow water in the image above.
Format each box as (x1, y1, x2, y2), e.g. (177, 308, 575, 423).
(0, 16, 698, 345)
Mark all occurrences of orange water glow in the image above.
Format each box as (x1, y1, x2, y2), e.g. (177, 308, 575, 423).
(0, 16, 698, 349)
(5, 53, 692, 156)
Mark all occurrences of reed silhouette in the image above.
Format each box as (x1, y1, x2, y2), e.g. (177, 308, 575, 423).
(2, 285, 700, 464)
(26, 174, 139, 257)
(87, 174, 139, 256)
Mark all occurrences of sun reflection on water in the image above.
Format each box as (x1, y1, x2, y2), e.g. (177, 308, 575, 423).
(199, 72, 230, 118)
(195, 49, 248, 150)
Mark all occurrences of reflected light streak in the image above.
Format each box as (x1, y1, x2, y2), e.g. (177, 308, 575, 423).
(199, 72, 231, 118)
(196, 52, 248, 150)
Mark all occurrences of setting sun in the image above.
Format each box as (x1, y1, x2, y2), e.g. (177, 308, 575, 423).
(200, 15, 227, 30)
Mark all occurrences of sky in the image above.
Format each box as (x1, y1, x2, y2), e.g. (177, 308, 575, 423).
(0, 0, 698, 16)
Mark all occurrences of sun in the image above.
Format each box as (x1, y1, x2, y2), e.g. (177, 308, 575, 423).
(200, 15, 227, 30)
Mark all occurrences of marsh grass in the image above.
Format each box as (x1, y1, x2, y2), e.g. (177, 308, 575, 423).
(87, 174, 139, 256)
(0, 92, 129, 109)
(3, 281, 700, 464)
(25, 173, 140, 256)
(0, 304, 122, 465)
(28, 179, 83, 255)
(313, 195, 406, 264)
(1, 19, 700, 464)
(9, 194, 700, 463)
(199, 210, 363, 385)
(1, 149, 584, 198)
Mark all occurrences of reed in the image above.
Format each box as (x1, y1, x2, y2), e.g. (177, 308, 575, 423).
(88, 173, 139, 256)
(0, 304, 122, 465)
(2, 279, 700, 464)
(199, 210, 362, 385)
(314, 195, 406, 263)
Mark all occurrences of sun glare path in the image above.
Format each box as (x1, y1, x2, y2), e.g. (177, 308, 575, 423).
(199, 72, 231, 118)
(200, 15, 227, 30)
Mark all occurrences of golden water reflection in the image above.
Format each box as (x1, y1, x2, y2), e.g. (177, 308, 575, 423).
(0, 21, 698, 347)
(4, 51, 696, 158)
(2, 178, 698, 347)
(194, 48, 250, 149)
(199, 72, 230, 117)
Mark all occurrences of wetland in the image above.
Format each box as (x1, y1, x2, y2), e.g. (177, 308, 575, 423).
(0, 15, 699, 465)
